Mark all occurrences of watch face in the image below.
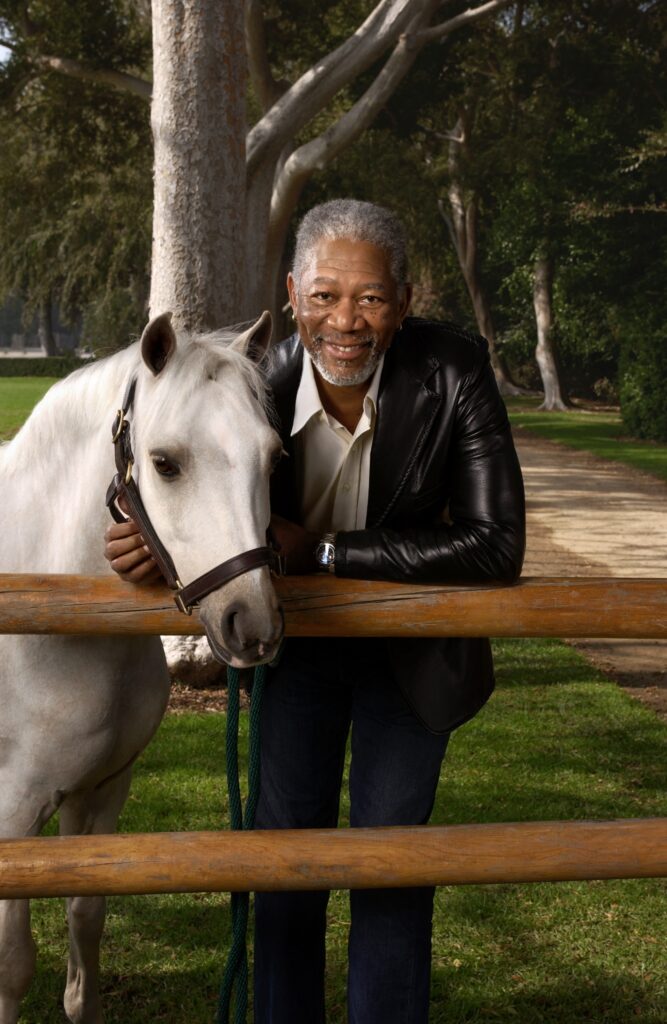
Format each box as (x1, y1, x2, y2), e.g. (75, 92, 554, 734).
(317, 541, 335, 566)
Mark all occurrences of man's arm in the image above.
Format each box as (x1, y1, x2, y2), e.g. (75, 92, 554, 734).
(334, 354, 525, 584)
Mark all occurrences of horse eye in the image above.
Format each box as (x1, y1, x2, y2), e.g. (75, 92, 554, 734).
(152, 455, 180, 479)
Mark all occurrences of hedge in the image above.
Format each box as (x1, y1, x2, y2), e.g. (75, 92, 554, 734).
(0, 356, 86, 378)
(619, 324, 667, 442)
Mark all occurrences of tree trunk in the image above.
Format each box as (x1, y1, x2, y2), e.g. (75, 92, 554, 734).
(441, 127, 524, 397)
(149, 0, 246, 331)
(533, 252, 570, 411)
(37, 299, 57, 356)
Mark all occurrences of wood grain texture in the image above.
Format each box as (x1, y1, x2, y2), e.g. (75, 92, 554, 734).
(0, 574, 666, 637)
(0, 820, 665, 898)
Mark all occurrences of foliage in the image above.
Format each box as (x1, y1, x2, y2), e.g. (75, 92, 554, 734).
(619, 312, 667, 443)
(0, 0, 152, 351)
(0, 357, 82, 377)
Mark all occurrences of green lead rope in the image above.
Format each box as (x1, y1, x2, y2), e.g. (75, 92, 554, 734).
(216, 663, 266, 1024)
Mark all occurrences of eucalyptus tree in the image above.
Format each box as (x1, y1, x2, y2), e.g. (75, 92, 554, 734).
(1, 0, 514, 334)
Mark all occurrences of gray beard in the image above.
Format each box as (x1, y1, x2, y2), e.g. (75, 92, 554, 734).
(309, 334, 382, 387)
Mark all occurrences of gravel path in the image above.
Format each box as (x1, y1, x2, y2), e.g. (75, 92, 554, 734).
(516, 428, 667, 719)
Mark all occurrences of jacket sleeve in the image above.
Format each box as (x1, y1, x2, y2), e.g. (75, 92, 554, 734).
(334, 350, 526, 584)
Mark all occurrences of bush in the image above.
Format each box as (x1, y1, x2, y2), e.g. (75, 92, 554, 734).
(619, 324, 667, 441)
(0, 356, 86, 378)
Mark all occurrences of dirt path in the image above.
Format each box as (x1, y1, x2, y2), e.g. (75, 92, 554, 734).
(515, 428, 667, 719)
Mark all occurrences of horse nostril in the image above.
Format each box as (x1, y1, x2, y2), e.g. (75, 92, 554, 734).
(222, 601, 248, 651)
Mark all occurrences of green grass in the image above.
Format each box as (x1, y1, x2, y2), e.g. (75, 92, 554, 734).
(18, 640, 667, 1023)
(0, 377, 58, 441)
(507, 398, 667, 483)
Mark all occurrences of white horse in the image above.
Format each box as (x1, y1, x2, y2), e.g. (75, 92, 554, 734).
(0, 311, 283, 1023)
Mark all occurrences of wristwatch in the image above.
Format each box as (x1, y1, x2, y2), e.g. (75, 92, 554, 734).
(315, 532, 337, 573)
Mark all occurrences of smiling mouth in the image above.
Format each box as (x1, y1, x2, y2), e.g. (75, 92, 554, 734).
(315, 336, 375, 360)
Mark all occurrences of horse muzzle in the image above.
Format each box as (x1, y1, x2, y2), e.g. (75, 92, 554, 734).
(198, 574, 284, 668)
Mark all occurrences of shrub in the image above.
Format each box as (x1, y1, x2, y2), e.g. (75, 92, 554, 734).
(0, 356, 86, 378)
(619, 324, 667, 441)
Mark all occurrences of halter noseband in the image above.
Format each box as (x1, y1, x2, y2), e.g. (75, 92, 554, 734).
(105, 376, 283, 615)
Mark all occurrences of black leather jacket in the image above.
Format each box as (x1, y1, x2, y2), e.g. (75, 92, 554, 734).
(267, 316, 526, 733)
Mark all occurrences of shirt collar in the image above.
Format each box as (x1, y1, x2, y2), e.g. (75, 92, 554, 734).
(291, 350, 385, 437)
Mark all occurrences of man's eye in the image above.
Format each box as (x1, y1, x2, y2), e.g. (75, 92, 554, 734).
(152, 456, 180, 478)
(312, 291, 333, 301)
(360, 295, 382, 305)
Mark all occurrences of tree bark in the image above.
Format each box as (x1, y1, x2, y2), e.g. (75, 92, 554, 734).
(441, 117, 523, 396)
(533, 252, 570, 411)
(149, 0, 247, 330)
(37, 299, 57, 356)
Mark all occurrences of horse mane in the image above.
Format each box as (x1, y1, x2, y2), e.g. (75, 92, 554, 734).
(0, 325, 274, 479)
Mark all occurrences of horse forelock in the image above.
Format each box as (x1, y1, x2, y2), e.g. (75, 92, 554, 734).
(138, 328, 274, 434)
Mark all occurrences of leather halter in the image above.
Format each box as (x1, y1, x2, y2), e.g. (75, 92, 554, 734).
(106, 376, 282, 615)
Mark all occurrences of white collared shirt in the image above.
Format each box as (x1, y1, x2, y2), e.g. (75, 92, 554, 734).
(291, 352, 384, 533)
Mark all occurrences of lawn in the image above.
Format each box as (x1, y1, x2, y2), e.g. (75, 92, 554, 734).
(507, 398, 667, 483)
(0, 377, 59, 441)
(19, 639, 667, 1024)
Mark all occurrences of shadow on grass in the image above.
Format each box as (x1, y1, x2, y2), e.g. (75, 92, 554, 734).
(431, 969, 664, 1023)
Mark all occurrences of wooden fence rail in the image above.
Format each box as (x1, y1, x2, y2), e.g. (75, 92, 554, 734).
(2, 573, 667, 637)
(1, 572, 666, 898)
(1, 819, 666, 898)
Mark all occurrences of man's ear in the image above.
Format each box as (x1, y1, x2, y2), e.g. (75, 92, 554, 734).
(140, 313, 177, 376)
(232, 310, 273, 364)
(286, 273, 298, 317)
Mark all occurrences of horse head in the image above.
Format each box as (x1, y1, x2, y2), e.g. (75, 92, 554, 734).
(130, 311, 284, 668)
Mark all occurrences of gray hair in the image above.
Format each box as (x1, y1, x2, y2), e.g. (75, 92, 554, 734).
(291, 199, 408, 293)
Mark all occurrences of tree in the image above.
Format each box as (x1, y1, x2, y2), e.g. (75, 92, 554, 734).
(1, 0, 514, 335)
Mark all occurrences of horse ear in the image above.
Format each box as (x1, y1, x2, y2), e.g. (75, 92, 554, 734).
(140, 312, 177, 376)
(233, 310, 273, 364)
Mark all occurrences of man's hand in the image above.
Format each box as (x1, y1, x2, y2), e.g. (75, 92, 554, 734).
(104, 519, 163, 583)
(270, 514, 319, 575)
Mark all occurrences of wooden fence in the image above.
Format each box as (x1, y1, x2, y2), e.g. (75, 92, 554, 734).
(1, 572, 666, 898)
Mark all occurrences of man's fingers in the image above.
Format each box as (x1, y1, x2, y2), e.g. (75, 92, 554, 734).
(104, 519, 143, 542)
(104, 514, 163, 585)
(104, 531, 148, 563)
(119, 559, 164, 584)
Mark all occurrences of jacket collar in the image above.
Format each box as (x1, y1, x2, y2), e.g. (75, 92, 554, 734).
(267, 320, 443, 527)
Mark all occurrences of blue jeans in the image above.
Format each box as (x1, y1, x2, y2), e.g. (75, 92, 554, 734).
(253, 638, 449, 1024)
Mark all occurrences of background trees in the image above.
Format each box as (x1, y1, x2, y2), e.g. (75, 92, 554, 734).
(0, 0, 665, 434)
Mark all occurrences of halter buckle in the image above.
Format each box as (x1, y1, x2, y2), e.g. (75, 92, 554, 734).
(174, 580, 193, 616)
(111, 409, 125, 443)
(124, 459, 134, 485)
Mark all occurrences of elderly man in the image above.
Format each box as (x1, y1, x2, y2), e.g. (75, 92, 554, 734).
(105, 199, 525, 1024)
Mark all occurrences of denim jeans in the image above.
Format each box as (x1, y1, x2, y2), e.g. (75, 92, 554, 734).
(253, 638, 449, 1024)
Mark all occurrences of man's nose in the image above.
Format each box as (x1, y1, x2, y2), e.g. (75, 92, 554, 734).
(327, 299, 364, 333)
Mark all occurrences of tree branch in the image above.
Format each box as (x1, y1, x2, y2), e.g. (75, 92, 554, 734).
(268, 11, 433, 251)
(247, 0, 437, 176)
(31, 55, 151, 100)
(245, 0, 288, 112)
(416, 0, 514, 44)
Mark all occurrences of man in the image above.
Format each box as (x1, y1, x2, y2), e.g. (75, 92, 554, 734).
(106, 199, 525, 1023)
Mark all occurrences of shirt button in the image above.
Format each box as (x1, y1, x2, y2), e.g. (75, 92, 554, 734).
(342, 483, 352, 493)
